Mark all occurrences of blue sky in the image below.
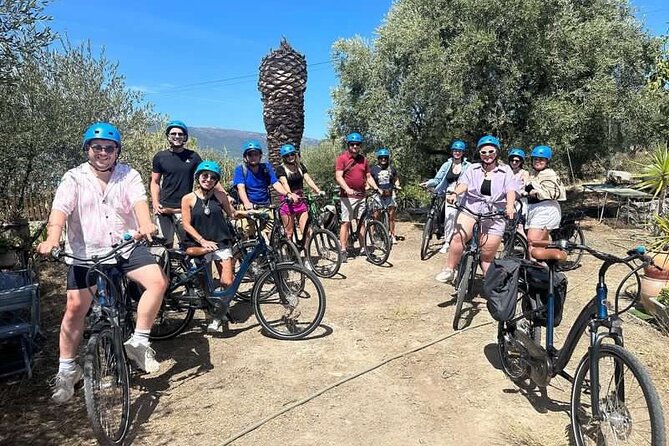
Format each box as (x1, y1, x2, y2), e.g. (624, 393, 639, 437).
(44, 0, 668, 140)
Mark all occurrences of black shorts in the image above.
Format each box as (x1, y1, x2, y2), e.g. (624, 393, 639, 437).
(66, 245, 158, 290)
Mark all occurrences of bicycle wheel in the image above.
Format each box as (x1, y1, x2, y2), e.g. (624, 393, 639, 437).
(380, 210, 390, 232)
(149, 289, 196, 341)
(305, 228, 342, 278)
(553, 223, 585, 271)
(499, 231, 529, 260)
(497, 295, 541, 380)
(253, 264, 326, 340)
(453, 253, 474, 331)
(420, 215, 434, 261)
(364, 220, 391, 265)
(84, 328, 131, 446)
(571, 344, 666, 446)
(277, 239, 303, 266)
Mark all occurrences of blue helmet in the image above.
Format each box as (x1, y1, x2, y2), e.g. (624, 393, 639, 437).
(531, 145, 553, 160)
(83, 122, 121, 152)
(376, 147, 390, 158)
(477, 135, 500, 150)
(508, 148, 526, 160)
(451, 140, 466, 151)
(346, 132, 363, 143)
(194, 160, 221, 180)
(166, 120, 188, 137)
(243, 140, 263, 156)
(280, 144, 297, 157)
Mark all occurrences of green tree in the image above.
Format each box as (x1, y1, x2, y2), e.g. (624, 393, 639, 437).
(0, 41, 159, 219)
(330, 0, 664, 180)
(0, 0, 53, 84)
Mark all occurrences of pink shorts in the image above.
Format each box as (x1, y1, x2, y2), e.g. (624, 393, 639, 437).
(279, 197, 308, 216)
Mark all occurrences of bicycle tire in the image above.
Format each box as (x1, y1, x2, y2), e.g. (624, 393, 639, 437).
(277, 239, 303, 266)
(453, 254, 474, 331)
(252, 263, 326, 340)
(420, 215, 434, 261)
(571, 343, 666, 446)
(149, 292, 196, 341)
(364, 220, 391, 266)
(500, 231, 529, 260)
(498, 296, 541, 381)
(305, 228, 342, 278)
(553, 224, 585, 271)
(84, 328, 131, 446)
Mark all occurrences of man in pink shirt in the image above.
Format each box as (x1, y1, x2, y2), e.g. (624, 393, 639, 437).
(38, 122, 168, 403)
(335, 132, 378, 260)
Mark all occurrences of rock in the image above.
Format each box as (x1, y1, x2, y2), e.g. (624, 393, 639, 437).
(607, 170, 633, 185)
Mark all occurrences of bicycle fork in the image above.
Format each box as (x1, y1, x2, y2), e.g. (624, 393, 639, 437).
(587, 318, 625, 421)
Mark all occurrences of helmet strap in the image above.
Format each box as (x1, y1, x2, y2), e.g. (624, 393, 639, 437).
(88, 160, 116, 173)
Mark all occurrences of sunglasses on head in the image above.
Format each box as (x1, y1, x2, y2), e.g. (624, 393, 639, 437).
(89, 144, 117, 154)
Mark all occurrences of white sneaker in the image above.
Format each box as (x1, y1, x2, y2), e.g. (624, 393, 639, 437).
(439, 244, 449, 254)
(124, 338, 160, 373)
(435, 268, 455, 284)
(50, 365, 83, 403)
(207, 318, 224, 333)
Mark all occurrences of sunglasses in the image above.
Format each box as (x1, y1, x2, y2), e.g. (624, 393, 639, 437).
(169, 132, 185, 137)
(89, 144, 117, 154)
(199, 173, 219, 181)
(509, 158, 522, 163)
(348, 142, 361, 147)
(479, 150, 496, 156)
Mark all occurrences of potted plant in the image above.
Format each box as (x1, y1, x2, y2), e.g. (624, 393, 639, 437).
(635, 143, 669, 279)
(646, 287, 669, 332)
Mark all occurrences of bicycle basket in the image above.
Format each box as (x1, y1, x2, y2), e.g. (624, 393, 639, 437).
(521, 267, 568, 327)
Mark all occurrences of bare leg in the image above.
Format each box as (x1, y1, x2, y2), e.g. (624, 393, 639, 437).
(281, 213, 295, 240)
(59, 289, 94, 359)
(127, 264, 168, 332)
(479, 234, 503, 276)
(446, 214, 475, 270)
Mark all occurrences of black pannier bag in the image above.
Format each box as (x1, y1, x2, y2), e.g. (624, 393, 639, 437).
(483, 259, 521, 322)
(521, 267, 568, 327)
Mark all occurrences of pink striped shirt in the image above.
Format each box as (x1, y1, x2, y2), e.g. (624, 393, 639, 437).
(52, 162, 147, 264)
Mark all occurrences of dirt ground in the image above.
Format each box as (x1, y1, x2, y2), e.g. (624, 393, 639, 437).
(1, 218, 668, 446)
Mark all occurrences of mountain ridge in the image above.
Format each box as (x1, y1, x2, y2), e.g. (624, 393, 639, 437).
(189, 127, 321, 158)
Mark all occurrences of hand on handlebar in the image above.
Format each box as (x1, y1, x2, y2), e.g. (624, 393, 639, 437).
(445, 192, 457, 204)
(37, 240, 60, 257)
(136, 223, 158, 242)
(505, 205, 516, 220)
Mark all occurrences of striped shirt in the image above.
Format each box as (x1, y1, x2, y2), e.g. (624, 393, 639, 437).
(52, 162, 147, 264)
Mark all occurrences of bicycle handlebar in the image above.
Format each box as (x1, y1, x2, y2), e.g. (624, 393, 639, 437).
(453, 203, 507, 220)
(51, 235, 137, 265)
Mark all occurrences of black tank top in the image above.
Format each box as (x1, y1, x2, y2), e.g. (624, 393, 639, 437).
(481, 179, 492, 196)
(445, 163, 461, 183)
(184, 194, 233, 248)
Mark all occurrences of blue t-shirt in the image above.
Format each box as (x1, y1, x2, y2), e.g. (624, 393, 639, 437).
(370, 165, 397, 190)
(232, 162, 278, 205)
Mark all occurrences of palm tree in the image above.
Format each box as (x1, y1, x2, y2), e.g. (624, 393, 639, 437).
(258, 38, 307, 168)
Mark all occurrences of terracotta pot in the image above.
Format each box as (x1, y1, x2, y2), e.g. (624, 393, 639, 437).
(644, 251, 669, 280)
(640, 274, 669, 313)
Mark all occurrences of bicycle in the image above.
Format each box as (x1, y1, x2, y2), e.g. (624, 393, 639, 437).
(149, 211, 326, 341)
(549, 211, 585, 271)
(322, 191, 392, 266)
(498, 202, 529, 260)
(51, 236, 140, 446)
(420, 192, 446, 260)
(497, 240, 666, 445)
(282, 192, 343, 278)
(451, 203, 507, 331)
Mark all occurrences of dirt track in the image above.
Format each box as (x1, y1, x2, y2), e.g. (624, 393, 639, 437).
(1, 219, 668, 445)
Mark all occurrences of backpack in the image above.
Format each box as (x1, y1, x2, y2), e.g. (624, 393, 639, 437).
(483, 259, 521, 322)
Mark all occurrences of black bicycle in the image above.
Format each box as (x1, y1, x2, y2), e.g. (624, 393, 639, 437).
(420, 192, 446, 260)
(149, 212, 326, 341)
(322, 192, 391, 266)
(52, 237, 139, 446)
(451, 204, 506, 330)
(497, 241, 666, 445)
